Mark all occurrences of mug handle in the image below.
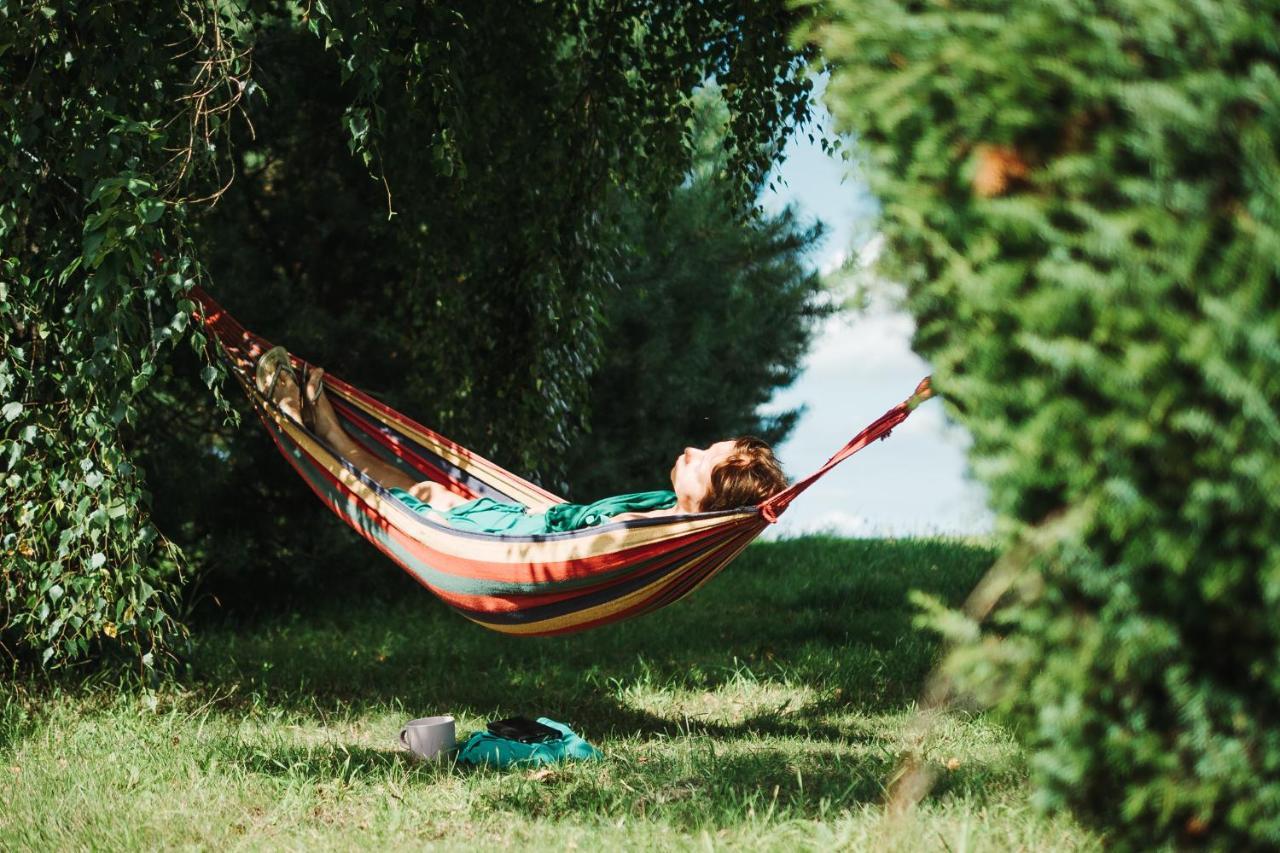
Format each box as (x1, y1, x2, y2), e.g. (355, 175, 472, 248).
(399, 726, 410, 749)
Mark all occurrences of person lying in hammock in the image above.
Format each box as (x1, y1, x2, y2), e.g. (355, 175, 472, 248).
(256, 347, 788, 535)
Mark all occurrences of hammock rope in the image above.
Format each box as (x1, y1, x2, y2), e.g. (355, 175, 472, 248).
(759, 376, 933, 522)
(191, 288, 933, 636)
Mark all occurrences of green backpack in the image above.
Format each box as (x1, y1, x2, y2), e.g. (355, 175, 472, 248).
(455, 718, 600, 768)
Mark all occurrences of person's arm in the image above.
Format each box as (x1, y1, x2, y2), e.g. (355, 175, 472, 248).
(406, 480, 470, 510)
(609, 507, 679, 522)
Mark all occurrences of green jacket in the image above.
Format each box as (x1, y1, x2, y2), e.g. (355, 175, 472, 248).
(389, 488, 677, 535)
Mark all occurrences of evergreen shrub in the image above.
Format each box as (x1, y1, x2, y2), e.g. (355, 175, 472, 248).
(809, 0, 1280, 846)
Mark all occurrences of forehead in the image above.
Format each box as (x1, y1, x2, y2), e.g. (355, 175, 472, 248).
(708, 440, 736, 460)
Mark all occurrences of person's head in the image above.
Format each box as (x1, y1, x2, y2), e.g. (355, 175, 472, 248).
(669, 436, 788, 513)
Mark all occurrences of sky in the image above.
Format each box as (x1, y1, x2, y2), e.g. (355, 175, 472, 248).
(755, 86, 994, 539)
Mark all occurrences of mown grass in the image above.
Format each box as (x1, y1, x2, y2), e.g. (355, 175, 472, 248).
(1, 537, 1099, 850)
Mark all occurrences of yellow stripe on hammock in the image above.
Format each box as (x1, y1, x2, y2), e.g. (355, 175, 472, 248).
(461, 529, 753, 635)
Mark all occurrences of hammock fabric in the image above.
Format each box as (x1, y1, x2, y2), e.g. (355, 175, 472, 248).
(191, 289, 933, 636)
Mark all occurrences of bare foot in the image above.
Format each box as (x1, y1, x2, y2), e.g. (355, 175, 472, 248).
(256, 355, 303, 423)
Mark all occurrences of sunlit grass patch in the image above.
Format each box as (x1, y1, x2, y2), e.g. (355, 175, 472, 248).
(615, 661, 824, 725)
(1, 537, 1100, 850)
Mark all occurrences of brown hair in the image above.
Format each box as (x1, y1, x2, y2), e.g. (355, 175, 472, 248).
(700, 436, 788, 512)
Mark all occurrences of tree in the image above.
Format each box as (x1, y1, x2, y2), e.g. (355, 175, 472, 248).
(563, 89, 830, 499)
(1, 1, 819, 667)
(808, 0, 1280, 846)
(1, 1, 250, 669)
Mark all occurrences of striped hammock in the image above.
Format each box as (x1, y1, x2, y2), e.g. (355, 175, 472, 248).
(192, 289, 933, 636)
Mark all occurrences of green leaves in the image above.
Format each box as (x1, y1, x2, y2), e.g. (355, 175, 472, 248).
(138, 198, 165, 225)
(3, 0, 814, 673)
(1, 0, 244, 671)
(813, 0, 1280, 845)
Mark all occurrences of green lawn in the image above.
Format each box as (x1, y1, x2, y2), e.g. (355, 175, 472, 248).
(1, 537, 1098, 850)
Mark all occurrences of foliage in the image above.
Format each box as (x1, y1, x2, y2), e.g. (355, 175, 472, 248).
(564, 89, 831, 499)
(139, 7, 821, 610)
(0, 1, 249, 670)
(2, 1, 818, 665)
(807, 0, 1280, 846)
(193, 2, 819, 483)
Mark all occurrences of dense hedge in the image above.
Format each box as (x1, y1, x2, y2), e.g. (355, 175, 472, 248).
(810, 0, 1279, 846)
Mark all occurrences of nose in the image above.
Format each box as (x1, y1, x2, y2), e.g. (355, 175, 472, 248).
(683, 446, 696, 462)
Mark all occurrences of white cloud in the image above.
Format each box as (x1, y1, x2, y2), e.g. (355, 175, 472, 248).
(807, 311, 919, 375)
(818, 248, 848, 277)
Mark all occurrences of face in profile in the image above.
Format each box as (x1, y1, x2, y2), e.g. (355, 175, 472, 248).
(669, 440, 737, 511)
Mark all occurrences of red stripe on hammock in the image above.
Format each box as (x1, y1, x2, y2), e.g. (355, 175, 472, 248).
(507, 536, 755, 635)
(321, 371, 563, 505)
(328, 395, 478, 500)
(465, 524, 765, 635)
(305, 458, 747, 618)
(447, 531, 742, 620)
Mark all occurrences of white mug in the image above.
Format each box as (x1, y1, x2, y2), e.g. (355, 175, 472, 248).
(399, 715, 456, 761)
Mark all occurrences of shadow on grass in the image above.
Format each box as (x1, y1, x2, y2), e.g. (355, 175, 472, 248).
(484, 748, 903, 824)
(213, 717, 1019, 825)
(173, 537, 1016, 820)
(189, 538, 993, 732)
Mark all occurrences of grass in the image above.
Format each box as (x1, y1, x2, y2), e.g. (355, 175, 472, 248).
(0, 537, 1099, 850)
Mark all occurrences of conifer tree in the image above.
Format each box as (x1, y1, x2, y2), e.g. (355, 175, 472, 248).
(564, 89, 829, 499)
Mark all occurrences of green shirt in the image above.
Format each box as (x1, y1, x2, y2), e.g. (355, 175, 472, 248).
(389, 488, 677, 536)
